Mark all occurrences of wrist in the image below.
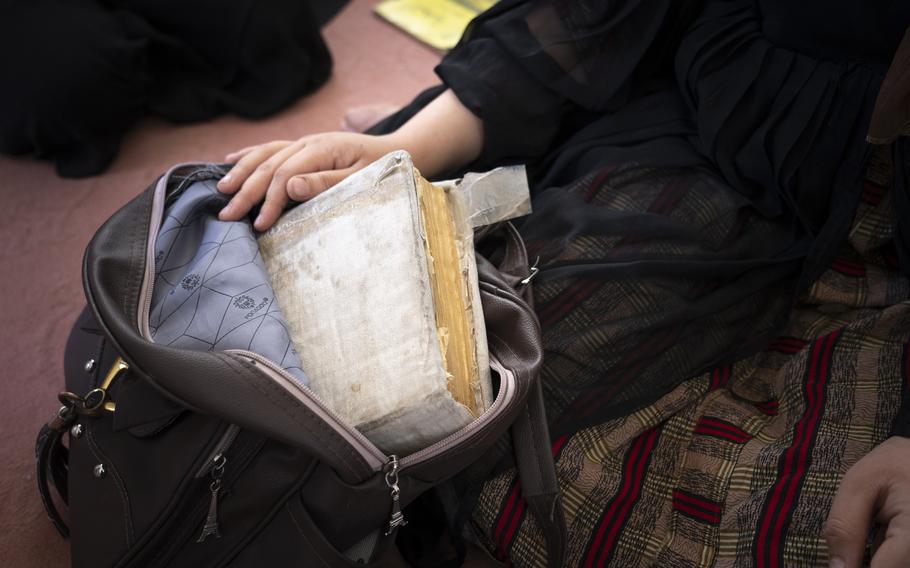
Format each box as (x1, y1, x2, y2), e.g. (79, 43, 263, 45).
(380, 90, 483, 178)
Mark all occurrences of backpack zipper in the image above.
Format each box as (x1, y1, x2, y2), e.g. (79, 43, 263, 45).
(196, 452, 226, 543)
(231, 350, 518, 471)
(194, 425, 241, 478)
(122, 424, 263, 567)
(383, 455, 407, 535)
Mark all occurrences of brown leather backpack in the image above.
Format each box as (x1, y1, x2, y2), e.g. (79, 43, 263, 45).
(36, 163, 565, 567)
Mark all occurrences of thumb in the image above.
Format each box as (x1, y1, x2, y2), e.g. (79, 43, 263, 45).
(287, 168, 355, 202)
(825, 464, 880, 568)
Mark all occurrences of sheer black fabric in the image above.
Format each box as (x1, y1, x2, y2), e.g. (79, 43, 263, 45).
(379, 0, 910, 439)
(0, 0, 338, 177)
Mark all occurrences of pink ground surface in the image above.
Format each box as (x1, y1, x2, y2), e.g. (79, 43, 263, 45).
(0, 3, 448, 565)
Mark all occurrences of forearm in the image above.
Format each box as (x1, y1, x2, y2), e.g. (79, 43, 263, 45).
(382, 89, 483, 178)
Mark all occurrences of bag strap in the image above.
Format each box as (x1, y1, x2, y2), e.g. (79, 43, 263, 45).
(511, 378, 566, 568)
(35, 401, 78, 538)
(479, 224, 566, 567)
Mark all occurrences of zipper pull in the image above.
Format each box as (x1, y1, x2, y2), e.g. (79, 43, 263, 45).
(197, 454, 227, 543)
(383, 455, 407, 535)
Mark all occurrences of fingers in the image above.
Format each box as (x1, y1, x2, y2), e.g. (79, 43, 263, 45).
(251, 139, 359, 230)
(253, 176, 290, 231)
(224, 145, 257, 163)
(215, 132, 374, 230)
(825, 461, 881, 568)
(288, 168, 355, 201)
(217, 140, 292, 196)
(218, 141, 300, 221)
(871, 511, 910, 568)
(252, 168, 355, 231)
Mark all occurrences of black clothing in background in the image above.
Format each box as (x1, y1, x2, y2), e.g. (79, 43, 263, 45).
(0, 0, 343, 177)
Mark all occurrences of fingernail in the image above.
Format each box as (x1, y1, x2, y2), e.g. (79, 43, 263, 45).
(254, 214, 264, 229)
(218, 173, 233, 188)
(290, 178, 309, 199)
(829, 557, 845, 568)
(219, 204, 234, 219)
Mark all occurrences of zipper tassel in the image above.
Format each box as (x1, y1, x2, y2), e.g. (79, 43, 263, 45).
(197, 454, 227, 543)
(384, 455, 407, 535)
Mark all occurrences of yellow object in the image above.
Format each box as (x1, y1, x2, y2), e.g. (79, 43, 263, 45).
(375, 0, 496, 51)
(100, 358, 129, 412)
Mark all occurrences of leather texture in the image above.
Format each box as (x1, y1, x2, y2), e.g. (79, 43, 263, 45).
(38, 164, 564, 567)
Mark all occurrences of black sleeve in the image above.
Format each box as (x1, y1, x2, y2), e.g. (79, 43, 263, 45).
(434, 0, 701, 165)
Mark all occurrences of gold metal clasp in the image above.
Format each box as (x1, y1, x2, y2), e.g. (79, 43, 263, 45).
(83, 358, 129, 414)
(100, 357, 129, 412)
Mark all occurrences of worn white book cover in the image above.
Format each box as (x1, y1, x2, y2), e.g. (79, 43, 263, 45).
(257, 151, 529, 454)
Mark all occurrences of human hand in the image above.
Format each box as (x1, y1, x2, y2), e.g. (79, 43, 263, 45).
(824, 436, 910, 568)
(217, 132, 400, 231)
(217, 90, 484, 232)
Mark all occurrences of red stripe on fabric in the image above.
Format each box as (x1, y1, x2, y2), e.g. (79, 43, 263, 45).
(710, 366, 731, 390)
(582, 428, 659, 568)
(766, 337, 809, 354)
(541, 279, 601, 328)
(695, 424, 752, 442)
(830, 258, 866, 277)
(755, 336, 824, 567)
(755, 330, 840, 567)
(494, 480, 522, 557)
(673, 501, 722, 524)
(770, 331, 837, 559)
(582, 435, 645, 568)
(539, 279, 601, 328)
(597, 429, 659, 568)
(755, 399, 780, 415)
(552, 434, 569, 457)
(694, 425, 751, 443)
(575, 326, 681, 418)
(650, 178, 688, 215)
(584, 166, 617, 202)
(582, 429, 653, 568)
(861, 180, 885, 205)
(672, 490, 722, 513)
(501, 497, 526, 559)
(495, 434, 571, 561)
(697, 417, 752, 438)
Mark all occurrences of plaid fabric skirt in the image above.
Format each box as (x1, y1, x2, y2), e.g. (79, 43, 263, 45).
(470, 146, 909, 567)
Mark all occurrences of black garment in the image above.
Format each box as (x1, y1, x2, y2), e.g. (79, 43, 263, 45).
(375, 0, 910, 440)
(0, 0, 340, 177)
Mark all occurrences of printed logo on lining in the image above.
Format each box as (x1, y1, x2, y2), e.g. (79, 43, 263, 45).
(181, 274, 201, 290)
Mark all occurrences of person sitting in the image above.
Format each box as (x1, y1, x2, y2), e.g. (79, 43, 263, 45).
(215, 0, 910, 566)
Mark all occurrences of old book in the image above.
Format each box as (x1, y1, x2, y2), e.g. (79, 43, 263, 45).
(257, 151, 528, 455)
